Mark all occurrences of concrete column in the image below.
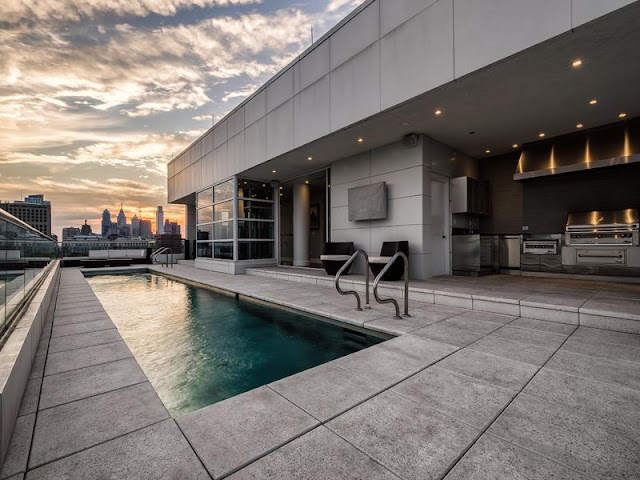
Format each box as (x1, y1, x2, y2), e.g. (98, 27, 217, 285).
(293, 182, 310, 267)
(185, 204, 197, 240)
(185, 204, 197, 259)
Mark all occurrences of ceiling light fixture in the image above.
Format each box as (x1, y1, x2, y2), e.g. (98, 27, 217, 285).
(619, 112, 627, 118)
(589, 99, 598, 105)
(485, 149, 491, 154)
(576, 123, 584, 128)
(272, 170, 276, 173)
(572, 59, 583, 68)
(307, 156, 313, 161)
(434, 109, 442, 116)
(539, 132, 546, 138)
(357, 137, 364, 143)
(512, 144, 519, 148)
(305, 180, 309, 184)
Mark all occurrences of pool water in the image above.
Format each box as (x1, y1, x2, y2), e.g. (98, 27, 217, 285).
(87, 273, 384, 415)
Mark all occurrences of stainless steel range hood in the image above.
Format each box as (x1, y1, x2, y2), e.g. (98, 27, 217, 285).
(514, 118, 640, 180)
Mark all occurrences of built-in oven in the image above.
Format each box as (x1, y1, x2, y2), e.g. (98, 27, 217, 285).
(521, 234, 562, 272)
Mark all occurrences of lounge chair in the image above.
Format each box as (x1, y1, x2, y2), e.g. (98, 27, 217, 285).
(369, 241, 409, 281)
(320, 242, 355, 275)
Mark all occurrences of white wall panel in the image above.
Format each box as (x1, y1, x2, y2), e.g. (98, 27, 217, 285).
(213, 143, 228, 182)
(370, 138, 423, 176)
(330, 178, 370, 208)
(213, 120, 228, 149)
(244, 117, 267, 169)
(293, 75, 330, 148)
(266, 68, 294, 113)
(202, 131, 214, 155)
(571, 0, 635, 28)
(228, 131, 245, 173)
(266, 99, 294, 159)
(330, 1, 380, 70)
(244, 90, 266, 127)
(330, 42, 381, 131)
(381, 0, 454, 109)
(380, 0, 438, 36)
(228, 107, 245, 138)
(202, 151, 214, 187)
(294, 41, 330, 94)
(370, 165, 425, 200)
(454, 0, 571, 78)
(331, 151, 370, 186)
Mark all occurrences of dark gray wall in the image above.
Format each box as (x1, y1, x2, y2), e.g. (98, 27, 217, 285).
(480, 156, 640, 235)
(521, 163, 640, 234)
(479, 153, 523, 234)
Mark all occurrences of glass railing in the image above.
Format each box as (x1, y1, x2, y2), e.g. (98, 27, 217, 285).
(0, 208, 58, 335)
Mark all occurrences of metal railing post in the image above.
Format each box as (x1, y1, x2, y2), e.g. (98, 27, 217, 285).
(372, 252, 410, 319)
(334, 250, 371, 311)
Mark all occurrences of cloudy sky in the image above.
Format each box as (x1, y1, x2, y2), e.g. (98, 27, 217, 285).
(0, 0, 363, 238)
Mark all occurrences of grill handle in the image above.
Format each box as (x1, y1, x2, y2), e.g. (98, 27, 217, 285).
(577, 253, 623, 259)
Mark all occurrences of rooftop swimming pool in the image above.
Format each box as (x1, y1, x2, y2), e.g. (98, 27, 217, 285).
(87, 273, 384, 415)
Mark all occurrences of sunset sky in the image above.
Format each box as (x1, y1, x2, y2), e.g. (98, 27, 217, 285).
(0, 0, 363, 238)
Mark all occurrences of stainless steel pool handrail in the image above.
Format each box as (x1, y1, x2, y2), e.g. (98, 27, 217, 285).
(334, 250, 370, 311)
(151, 247, 173, 268)
(373, 252, 410, 319)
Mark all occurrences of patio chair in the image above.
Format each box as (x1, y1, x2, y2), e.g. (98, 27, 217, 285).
(369, 241, 409, 281)
(320, 242, 355, 275)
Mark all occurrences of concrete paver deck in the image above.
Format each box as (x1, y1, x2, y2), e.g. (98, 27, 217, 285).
(2, 264, 638, 479)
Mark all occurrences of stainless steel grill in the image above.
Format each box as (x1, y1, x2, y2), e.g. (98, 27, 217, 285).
(566, 209, 639, 246)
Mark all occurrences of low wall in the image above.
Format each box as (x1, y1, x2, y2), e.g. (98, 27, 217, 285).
(0, 261, 60, 468)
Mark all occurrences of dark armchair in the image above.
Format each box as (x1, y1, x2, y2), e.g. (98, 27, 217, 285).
(369, 241, 409, 281)
(320, 242, 355, 275)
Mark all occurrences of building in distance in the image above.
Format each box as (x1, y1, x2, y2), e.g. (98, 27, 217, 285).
(1, 194, 52, 237)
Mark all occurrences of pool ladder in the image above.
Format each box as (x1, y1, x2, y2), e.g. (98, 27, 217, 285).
(334, 250, 410, 319)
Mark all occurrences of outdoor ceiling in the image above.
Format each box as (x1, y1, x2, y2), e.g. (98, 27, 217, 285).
(245, 2, 640, 183)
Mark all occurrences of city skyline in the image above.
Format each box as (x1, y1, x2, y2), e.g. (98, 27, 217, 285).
(0, 0, 363, 244)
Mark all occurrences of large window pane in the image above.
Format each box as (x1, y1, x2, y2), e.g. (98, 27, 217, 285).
(214, 180, 234, 203)
(197, 188, 213, 209)
(197, 224, 213, 241)
(214, 242, 233, 260)
(238, 200, 273, 220)
(237, 179, 273, 201)
(197, 242, 212, 258)
(214, 201, 233, 222)
(238, 241, 274, 260)
(213, 221, 233, 240)
(238, 221, 273, 239)
(197, 206, 213, 224)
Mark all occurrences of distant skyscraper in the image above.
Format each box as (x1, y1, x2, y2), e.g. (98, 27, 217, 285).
(80, 220, 92, 236)
(139, 219, 152, 238)
(117, 204, 126, 228)
(101, 209, 111, 236)
(156, 206, 164, 235)
(131, 215, 140, 237)
(164, 219, 181, 235)
(1, 194, 51, 236)
(62, 226, 81, 240)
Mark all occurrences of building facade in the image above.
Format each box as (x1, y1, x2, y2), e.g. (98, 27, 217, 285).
(156, 206, 164, 235)
(1, 194, 52, 237)
(168, 0, 640, 278)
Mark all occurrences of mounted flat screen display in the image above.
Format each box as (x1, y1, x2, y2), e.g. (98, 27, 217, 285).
(348, 182, 387, 221)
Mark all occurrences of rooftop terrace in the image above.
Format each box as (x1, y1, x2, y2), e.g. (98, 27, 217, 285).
(4, 264, 639, 479)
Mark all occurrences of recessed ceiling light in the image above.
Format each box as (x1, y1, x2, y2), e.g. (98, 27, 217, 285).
(272, 170, 276, 173)
(434, 109, 442, 116)
(572, 59, 583, 68)
(279, 186, 283, 190)
(485, 149, 491, 154)
(576, 123, 584, 128)
(512, 144, 519, 148)
(619, 112, 627, 118)
(539, 132, 546, 138)
(307, 156, 313, 161)
(305, 180, 309, 184)
(589, 99, 598, 105)
(357, 138, 364, 143)
(401, 122, 410, 127)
